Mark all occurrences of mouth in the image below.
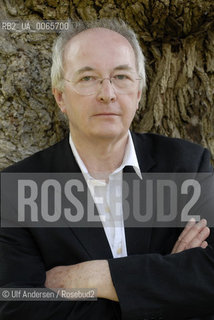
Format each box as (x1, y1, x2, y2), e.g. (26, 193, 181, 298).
(93, 113, 120, 117)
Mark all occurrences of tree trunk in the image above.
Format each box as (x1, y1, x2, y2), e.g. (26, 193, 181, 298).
(0, 0, 213, 169)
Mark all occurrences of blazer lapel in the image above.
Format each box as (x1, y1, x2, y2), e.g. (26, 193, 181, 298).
(70, 227, 113, 260)
(131, 131, 156, 173)
(124, 133, 157, 255)
(66, 177, 113, 260)
(58, 135, 113, 259)
(59, 133, 157, 258)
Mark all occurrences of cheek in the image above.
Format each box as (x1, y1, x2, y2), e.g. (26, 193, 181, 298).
(64, 99, 90, 122)
(120, 95, 138, 114)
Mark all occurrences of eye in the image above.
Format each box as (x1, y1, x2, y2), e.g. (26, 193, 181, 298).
(79, 76, 96, 82)
(114, 74, 129, 80)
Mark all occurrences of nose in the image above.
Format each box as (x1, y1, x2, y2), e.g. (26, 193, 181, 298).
(96, 78, 116, 103)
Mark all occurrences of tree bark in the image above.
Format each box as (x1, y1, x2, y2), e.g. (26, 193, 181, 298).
(0, 0, 213, 169)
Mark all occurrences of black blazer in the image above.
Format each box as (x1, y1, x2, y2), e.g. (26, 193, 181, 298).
(0, 132, 214, 320)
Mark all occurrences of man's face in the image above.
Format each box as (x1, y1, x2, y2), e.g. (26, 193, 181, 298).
(54, 28, 142, 143)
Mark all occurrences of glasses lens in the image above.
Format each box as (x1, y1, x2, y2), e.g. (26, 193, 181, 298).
(74, 79, 99, 95)
(111, 75, 136, 94)
(71, 75, 140, 95)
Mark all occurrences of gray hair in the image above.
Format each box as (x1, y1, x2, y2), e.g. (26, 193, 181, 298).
(51, 18, 146, 91)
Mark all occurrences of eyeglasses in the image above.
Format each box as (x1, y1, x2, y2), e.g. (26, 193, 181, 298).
(64, 73, 142, 96)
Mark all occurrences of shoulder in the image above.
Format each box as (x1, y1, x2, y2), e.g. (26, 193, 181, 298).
(131, 132, 212, 172)
(137, 132, 203, 151)
(2, 136, 70, 173)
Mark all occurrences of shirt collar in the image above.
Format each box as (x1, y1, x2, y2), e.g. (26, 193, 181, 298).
(69, 131, 142, 180)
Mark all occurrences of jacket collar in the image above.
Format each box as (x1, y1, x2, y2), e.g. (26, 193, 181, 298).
(60, 133, 156, 257)
(60, 132, 157, 174)
(131, 132, 156, 173)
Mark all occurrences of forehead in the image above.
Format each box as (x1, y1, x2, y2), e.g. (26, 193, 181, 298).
(63, 28, 137, 72)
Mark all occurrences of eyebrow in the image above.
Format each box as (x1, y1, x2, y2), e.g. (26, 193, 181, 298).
(75, 66, 94, 75)
(75, 64, 134, 75)
(114, 65, 134, 71)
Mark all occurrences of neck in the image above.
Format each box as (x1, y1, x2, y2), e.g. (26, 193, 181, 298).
(70, 131, 129, 180)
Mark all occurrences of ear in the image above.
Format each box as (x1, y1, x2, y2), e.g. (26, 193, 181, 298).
(136, 88, 142, 109)
(52, 88, 67, 113)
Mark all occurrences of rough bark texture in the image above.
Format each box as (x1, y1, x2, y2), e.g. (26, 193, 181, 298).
(0, 0, 213, 169)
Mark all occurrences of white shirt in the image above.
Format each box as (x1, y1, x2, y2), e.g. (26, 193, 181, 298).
(69, 131, 142, 258)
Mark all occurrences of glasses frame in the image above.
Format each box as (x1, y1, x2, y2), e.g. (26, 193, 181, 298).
(63, 75, 142, 96)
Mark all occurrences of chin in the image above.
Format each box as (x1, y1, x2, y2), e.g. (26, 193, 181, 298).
(91, 128, 122, 140)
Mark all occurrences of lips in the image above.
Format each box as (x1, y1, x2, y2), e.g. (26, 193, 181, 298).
(93, 113, 120, 116)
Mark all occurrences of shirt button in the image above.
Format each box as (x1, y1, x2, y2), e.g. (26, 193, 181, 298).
(105, 205, 110, 213)
(117, 247, 122, 255)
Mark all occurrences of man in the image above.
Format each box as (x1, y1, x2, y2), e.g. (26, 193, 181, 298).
(0, 19, 213, 320)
